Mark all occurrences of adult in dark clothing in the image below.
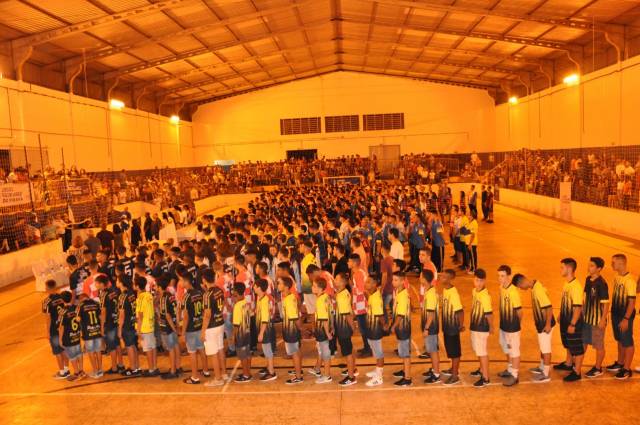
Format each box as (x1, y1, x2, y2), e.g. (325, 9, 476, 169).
(83, 230, 101, 257)
(143, 213, 153, 242)
(96, 223, 115, 253)
(151, 214, 162, 240)
(481, 185, 489, 221)
(131, 219, 142, 247)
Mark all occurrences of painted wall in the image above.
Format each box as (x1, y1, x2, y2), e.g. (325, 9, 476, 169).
(0, 78, 194, 172)
(191, 71, 496, 163)
(495, 55, 640, 151)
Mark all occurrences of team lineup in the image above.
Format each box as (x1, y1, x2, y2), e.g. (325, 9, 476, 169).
(41, 184, 638, 389)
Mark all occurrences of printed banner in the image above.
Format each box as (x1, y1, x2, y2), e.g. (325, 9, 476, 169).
(559, 181, 572, 221)
(0, 183, 31, 207)
(65, 179, 92, 198)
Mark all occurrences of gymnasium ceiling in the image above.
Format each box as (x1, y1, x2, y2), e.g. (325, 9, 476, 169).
(1, 0, 640, 114)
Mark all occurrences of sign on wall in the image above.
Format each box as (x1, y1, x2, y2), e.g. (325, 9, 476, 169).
(559, 181, 572, 221)
(0, 183, 32, 207)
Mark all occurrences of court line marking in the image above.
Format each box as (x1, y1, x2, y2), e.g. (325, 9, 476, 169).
(0, 311, 42, 336)
(0, 291, 37, 308)
(0, 344, 48, 376)
(0, 375, 636, 398)
(222, 361, 241, 393)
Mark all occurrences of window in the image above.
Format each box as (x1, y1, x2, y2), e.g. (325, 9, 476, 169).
(280, 117, 321, 135)
(325, 115, 359, 133)
(363, 113, 404, 131)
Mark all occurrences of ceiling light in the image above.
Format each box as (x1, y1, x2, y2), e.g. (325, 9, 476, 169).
(509, 96, 518, 105)
(170, 115, 180, 124)
(109, 98, 124, 110)
(563, 73, 580, 86)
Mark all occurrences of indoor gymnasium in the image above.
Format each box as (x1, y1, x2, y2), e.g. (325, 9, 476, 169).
(1, 0, 640, 424)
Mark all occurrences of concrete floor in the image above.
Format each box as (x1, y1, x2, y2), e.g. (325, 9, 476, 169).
(1, 204, 639, 425)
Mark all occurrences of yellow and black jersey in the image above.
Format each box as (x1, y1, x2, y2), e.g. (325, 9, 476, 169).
(499, 284, 522, 332)
(256, 295, 275, 343)
(366, 290, 385, 340)
(393, 288, 411, 340)
(442, 286, 463, 336)
(118, 289, 137, 331)
(158, 293, 177, 334)
(203, 286, 225, 328)
(531, 280, 555, 333)
(335, 289, 353, 339)
(99, 287, 120, 331)
(315, 293, 333, 342)
(470, 288, 492, 332)
(42, 294, 64, 337)
(233, 299, 251, 347)
(583, 276, 609, 327)
(282, 293, 300, 343)
(60, 306, 81, 347)
(560, 278, 583, 330)
(183, 289, 204, 332)
(77, 298, 102, 340)
(611, 273, 637, 321)
(421, 286, 439, 335)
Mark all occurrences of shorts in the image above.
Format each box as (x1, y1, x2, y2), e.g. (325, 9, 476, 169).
(470, 331, 489, 357)
(537, 331, 552, 354)
(160, 332, 178, 350)
(612, 317, 635, 348)
(104, 328, 119, 353)
(122, 328, 137, 347)
(285, 341, 300, 356)
(140, 333, 156, 352)
(444, 333, 461, 359)
(560, 328, 584, 356)
(582, 324, 605, 350)
(368, 338, 384, 359)
(84, 337, 103, 353)
(338, 337, 353, 356)
(316, 340, 331, 361)
(65, 344, 82, 360)
(397, 339, 411, 359)
(185, 331, 204, 354)
(262, 341, 274, 359)
(237, 345, 251, 360)
(499, 330, 521, 358)
(303, 293, 317, 314)
(204, 325, 225, 355)
(424, 334, 439, 353)
(49, 334, 64, 355)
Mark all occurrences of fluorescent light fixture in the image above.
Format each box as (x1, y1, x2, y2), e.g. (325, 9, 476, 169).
(170, 115, 180, 124)
(508, 96, 518, 105)
(563, 73, 580, 86)
(109, 98, 124, 110)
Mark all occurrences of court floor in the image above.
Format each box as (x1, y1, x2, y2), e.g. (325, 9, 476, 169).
(1, 204, 639, 425)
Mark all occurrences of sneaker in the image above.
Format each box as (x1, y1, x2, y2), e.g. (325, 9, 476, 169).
(366, 370, 378, 378)
(226, 349, 237, 358)
(422, 368, 434, 377)
(201, 370, 211, 378)
(258, 367, 268, 376)
(315, 375, 333, 384)
(424, 373, 441, 384)
(142, 369, 160, 377)
(161, 372, 179, 380)
(307, 368, 322, 377)
(105, 368, 120, 375)
(418, 352, 430, 359)
(339, 376, 357, 386)
(234, 375, 253, 383)
(89, 372, 101, 379)
(615, 369, 632, 380)
(287, 370, 297, 376)
(469, 368, 482, 377)
(365, 376, 383, 387)
(585, 367, 603, 378)
(285, 376, 304, 385)
(183, 377, 201, 384)
(53, 370, 70, 380)
(533, 374, 550, 383)
(340, 369, 359, 377)
(473, 377, 490, 387)
(204, 378, 225, 387)
(497, 369, 512, 378)
(96, 370, 105, 378)
(392, 370, 405, 378)
(441, 368, 453, 376)
(260, 373, 277, 382)
(605, 361, 623, 372)
(443, 375, 460, 385)
(503, 375, 519, 386)
(553, 362, 573, 371)
(76, 371, 87, 381)
(393, 377, 412, 387)
(66, 373, 79, 382)
(563, 371, 581, 382)
(529, 366, 543, 375)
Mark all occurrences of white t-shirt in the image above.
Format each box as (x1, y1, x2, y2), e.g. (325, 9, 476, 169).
(390, 240, 404, 260)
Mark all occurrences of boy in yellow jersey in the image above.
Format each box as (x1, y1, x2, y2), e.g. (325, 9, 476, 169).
(458, 207, 470, 271)
(232, 282, 253, 383)
(134, 275, 159, 376)
(497, 265, 522, 386)
(469, 269, 493, 387)
(607, 254, 636, 379)
(390, 271, 412, 386)
(279, 276, 304, 385)
(364, 276, 385, 386)
(334, 274, 357, 386)
(421, 269, 442, 385)
(556, 258, 584, 382)
(255, 278, 277, 382)
(440, 269, 464, 385)
(582, 257, 609, 378)
(312, 278, 333, 384)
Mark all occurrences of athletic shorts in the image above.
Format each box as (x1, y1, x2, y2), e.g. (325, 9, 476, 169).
(303, 293, 317, 314)
(424, 334, 439, 353)
(104, 328, 119, 353)
(537, 331, 552, 354)
(204, 325, 225, 355)
(285, 341, 300, 356)
(499, 330, 521, 358)
(560, 329, 584, 356)
(612, 317, 634, 348)
(237, 345, 251, 360)
(65, 344, 82, 361)
(444, 333, 461, 359)
(262, 341, 274, 359)
(397, 338, 411, 359)
(49, 334, 64, 355)
(160, 332, 178, 350)
(471, 331, 489, 357)
(140, 333, 156, 352)
(582, 324, 605, 350)
(316, 340, 331, 361)
(84, 337, 103, 353)
(185, 331, 204, 354)
(368, 338, 384, 359)
(338, 337, 353, 356)
(122, 328, 137, 348)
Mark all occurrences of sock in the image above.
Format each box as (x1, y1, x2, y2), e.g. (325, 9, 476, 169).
(507, 365, 513, 375)
(376, 367, 383, 378)
(511, 368, 519, 379)
(539, 360, 544, 369)
(543, 365, 550, 377)
(62, 366, 69, 372)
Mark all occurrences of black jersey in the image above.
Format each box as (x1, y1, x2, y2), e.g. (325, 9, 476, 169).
(60, 306, 81, 347)
(42, 294, 65, 336)
(77, 298, 102, 340)
(159, 292, 178, 334)
(118, 289, 137, 330)
(69, 268, 89, 295)
(203, 286, 225, 328)
(99, 287, 120, 330)
(183, 288, 204, 332)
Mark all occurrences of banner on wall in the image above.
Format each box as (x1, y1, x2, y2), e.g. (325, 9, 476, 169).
(0, 183, 32, 207)
(559, 181, 572, 221)
(65, 179, 92, 198)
